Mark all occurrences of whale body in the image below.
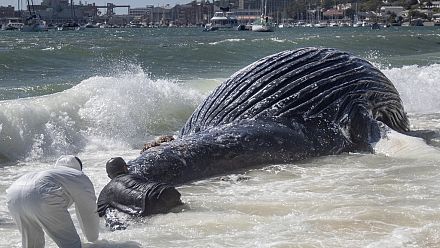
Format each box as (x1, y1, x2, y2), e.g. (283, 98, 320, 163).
(128, 47, 410, 186)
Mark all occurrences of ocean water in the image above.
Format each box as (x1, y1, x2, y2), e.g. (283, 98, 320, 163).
(0, 27, 440, 247)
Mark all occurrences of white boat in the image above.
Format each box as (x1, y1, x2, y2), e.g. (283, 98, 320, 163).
(205, 11, 238, 31)
(251, 0, 273, 32)
(352, 21, 363, 27)
(252, 16, 273, 32)
(98, 22, 111, 29)
(57, 22, 80, 31)
(352, 4, 362, 28)
(1, 19, 24, 30)
(21, 15, 48, 32)
(314, 22, 327, 28)
(328, 21, 338, 27)
(84, 22, 99, 28)
(21, 0, 48, 32)
(352, 14, 362, 27)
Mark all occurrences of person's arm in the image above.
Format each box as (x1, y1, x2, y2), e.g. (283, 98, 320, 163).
(71, 175, 100, 242)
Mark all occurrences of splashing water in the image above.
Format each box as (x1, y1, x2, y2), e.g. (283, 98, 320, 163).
(383, 64, 440, 114)
(0, 66, 204, 162)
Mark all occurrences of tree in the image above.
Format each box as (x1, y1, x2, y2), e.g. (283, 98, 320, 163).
(404, 0, 418, 9)
(286, 0, 307, 20)
(361, 0, 382, 11)
(386, 11, 397, 23)
(408, 9, 428, 19)
(345, 8, 356, 19)
(322, 0, 334, 9)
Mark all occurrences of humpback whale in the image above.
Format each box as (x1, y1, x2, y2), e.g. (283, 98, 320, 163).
(122, 47, 413, 213)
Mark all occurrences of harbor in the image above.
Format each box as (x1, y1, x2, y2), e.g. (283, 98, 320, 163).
(1, 0, 440, 31)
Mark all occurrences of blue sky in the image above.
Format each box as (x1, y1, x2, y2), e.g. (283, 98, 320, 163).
(3, 0, 191, 9)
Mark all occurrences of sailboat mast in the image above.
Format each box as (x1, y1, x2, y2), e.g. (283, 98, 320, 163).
(71, 0, 76, 20)
(31, 0, 35, 13)
(264, 0, 267, 17)
(26, 0, 31, 16)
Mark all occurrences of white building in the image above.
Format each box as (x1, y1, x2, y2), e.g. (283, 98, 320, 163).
(129, 5, 153, 18)
(430, 1, 440, 8)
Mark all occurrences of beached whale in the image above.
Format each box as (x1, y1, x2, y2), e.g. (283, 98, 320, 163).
(128, 47, 411, 186)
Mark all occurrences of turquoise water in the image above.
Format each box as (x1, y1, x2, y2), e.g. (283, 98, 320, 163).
(0, 27, 440, 247)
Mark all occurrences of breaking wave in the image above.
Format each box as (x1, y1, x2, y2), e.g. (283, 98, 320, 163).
(0, 65, 204, 161)
(1, 62, 439, 162)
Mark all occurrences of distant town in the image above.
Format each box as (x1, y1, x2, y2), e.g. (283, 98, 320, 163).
(1, 0, 440, 30)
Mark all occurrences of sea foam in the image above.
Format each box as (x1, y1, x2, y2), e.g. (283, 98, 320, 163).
(0, 66, 203, 162)
(383, 64, 440, 114)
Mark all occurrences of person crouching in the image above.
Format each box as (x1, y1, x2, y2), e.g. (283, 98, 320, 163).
(6, 155, 100, 248)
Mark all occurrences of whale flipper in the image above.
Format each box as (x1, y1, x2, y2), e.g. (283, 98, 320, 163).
(130, 117, 349, 184)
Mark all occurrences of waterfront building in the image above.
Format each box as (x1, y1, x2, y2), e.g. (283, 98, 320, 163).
(428, 1, 440, 8)
(234, 8, 260, 23)
(129, 5, 153, 25)
(214, 0, 291, 12)
(129, 6, 154, 19)
(150, 5, 173, 26)
(0, 5, 21, 26)
(173, 2, 214, 26)
(12, 0, 100, 25)
(0, 5, 15, 18)
(213, 0, 292, 24)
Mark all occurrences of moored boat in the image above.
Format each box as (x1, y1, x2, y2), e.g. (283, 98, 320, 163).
(1, 19, 24, 30)
(21, 15, 48, 32)
(251, 0, 273, 32)
(205, 10, 238, 31)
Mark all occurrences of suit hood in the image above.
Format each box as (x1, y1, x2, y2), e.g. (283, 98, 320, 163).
(55, 155, 82, 171)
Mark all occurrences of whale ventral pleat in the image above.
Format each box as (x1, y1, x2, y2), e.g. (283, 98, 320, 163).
(181, 47, 409, 139)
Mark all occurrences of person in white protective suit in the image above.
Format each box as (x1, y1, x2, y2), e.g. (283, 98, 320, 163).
(6, 155, 100, 248)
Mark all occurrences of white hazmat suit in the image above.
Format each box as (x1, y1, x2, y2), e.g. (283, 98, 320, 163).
(6, 155, 100, 248)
